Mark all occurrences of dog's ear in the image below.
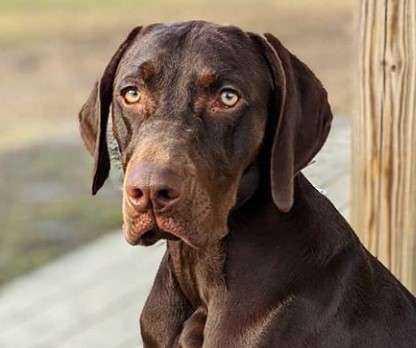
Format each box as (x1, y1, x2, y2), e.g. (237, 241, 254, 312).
(250, 33, 333, 212)
(79, 80, 101, 157)
(79, 26, 142, 195)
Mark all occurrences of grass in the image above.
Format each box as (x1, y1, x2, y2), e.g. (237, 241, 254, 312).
(0, 141, 123, 285)
(0, 0, 356, 285)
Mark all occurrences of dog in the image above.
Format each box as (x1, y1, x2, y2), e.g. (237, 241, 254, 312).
(79, 21, 416, 347)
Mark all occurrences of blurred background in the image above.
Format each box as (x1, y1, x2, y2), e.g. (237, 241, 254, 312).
(0, 0, 355, 287)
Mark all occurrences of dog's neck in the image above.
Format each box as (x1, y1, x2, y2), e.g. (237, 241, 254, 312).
(167, 239, 226, 309)
(229, 173, 355, 265)
(167, 174, 356, 311)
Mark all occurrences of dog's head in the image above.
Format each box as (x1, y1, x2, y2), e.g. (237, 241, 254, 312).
(79, 21, 332, 248)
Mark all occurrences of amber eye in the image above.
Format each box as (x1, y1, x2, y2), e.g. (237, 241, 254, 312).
(122, 87, 141, 104)
(219, 90, 239, 107)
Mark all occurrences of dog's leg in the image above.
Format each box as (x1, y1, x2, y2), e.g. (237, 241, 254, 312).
(140, 249, 192, 347)
(175, 306, 206, 348)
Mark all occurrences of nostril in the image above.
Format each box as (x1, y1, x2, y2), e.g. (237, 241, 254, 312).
(127, 186, 150, 212)
(153, 186, 181, 210)
(158, 188, 179, 201)
(129, 187, 144, 200)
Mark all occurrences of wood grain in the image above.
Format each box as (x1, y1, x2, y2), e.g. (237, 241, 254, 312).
(352, 0, 416, 292)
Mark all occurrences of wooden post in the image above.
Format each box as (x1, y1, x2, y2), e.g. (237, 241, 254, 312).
(352, 0, 416, 293)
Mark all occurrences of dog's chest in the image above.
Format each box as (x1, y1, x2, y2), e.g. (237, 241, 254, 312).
(168, 241, 226, 308)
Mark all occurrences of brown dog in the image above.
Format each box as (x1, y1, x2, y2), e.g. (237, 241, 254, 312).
(79, 21, 416, 347)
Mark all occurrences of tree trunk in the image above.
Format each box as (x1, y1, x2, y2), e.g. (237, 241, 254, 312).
(352, 0, 416, 293)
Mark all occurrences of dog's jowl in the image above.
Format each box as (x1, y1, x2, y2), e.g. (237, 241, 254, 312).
(79, 21, 416, 347)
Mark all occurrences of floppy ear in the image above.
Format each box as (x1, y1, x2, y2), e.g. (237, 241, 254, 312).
(251, 33, 333, 212)
(78, 26, 142, 195)
(79, 80, 101, 156)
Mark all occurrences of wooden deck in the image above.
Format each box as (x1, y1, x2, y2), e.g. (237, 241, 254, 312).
(0, 116, 351, 348)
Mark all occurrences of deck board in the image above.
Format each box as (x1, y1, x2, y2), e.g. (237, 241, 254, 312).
(0, 116, 351, 348)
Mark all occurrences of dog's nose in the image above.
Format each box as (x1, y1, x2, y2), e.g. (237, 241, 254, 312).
(126, 162, 183, 212)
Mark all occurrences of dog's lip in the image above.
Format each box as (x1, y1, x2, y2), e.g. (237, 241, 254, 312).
(125, 213, 192, 246)
(146, 227, 179, 240)
(127, 225, 196, 247)
(128, 227, 179, 246)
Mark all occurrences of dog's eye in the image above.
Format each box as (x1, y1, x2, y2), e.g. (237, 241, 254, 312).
(122, 87, 141, 104)
(219, 90, 239, 107)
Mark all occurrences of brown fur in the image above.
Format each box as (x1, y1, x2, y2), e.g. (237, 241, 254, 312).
(198, 70, 216, 88)
(140, 61, 156, 82)
(79, 21, 416, 347)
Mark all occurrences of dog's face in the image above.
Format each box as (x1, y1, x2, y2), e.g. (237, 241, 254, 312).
(115, 23, 270, 247)
(79, 21, 332, 248)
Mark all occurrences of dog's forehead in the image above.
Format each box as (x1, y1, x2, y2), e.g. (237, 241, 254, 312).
(118, 22, 260, 78)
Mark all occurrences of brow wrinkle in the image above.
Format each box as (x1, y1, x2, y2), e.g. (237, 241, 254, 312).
(140, 60, 155, 82)
(198, 69, 216, 88)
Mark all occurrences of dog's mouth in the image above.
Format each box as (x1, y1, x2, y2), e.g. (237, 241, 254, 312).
(123, 212, 190, 246)
(138, 227, 180, 246)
